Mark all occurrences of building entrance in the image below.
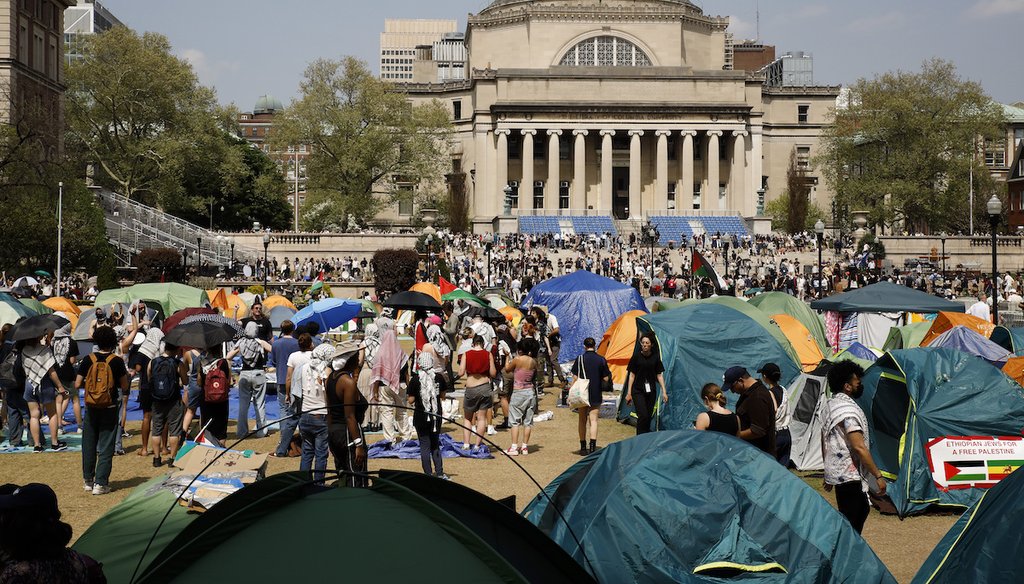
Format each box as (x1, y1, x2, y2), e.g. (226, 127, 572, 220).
(613, 167, 629, 219)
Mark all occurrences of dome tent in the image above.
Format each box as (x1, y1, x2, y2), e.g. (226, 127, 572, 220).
(749, 291, 830, 355)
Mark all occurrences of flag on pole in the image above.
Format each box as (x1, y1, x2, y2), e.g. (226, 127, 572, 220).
(438, 276, 457, 296)
(193, 419, 223, 448)
(692, 249, 727, 292)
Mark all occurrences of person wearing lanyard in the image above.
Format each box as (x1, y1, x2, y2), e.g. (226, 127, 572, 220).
(759, 363, 792, 467)
(625, 333, 668, 434)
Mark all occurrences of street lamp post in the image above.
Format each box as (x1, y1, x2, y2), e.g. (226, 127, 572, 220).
(426, 234, 434, 283)
(940, 232, 947, 284)
(196, 237, 202, 275)
(988, 196, 1002, 325)
(486, 242, 493, 287)
(181, 246, 188, 282)
(724, 241, 730, 295)
(56, 181, 63, 297)
(230, 242, 235, 274)
(262, 232, 271, 290)
(815, 219, 825, 299)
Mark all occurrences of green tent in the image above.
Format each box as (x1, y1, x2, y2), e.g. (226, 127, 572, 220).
(881, 322, 931, 351)
(18, 297, 53, 315)
(0, 292, 36, 327)
(989, 326, 1024, 356)
(860, 348, 1024, 517)
(524, 431, 896, 583)
(912, 467, 1024, 584)
(748, 291, 830, 355)
(678, 296, 802, 367)
(95, 283, 208, 316)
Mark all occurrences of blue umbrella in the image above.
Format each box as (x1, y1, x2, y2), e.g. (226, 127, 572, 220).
(292, 299, 361, 331)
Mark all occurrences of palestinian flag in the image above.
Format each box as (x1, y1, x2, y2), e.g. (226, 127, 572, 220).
(944, 460, 987, 482)
(987, 459, 1024, 480)
(439, 276, 458, 296)
(692, 249, 727, 291)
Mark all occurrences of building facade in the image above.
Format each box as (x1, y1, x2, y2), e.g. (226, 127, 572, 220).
(398, 0, 839, 233)
(379, 19, 457, 82)
(63, 0, 120, 65)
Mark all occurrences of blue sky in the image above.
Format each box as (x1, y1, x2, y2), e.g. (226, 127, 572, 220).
(99, 0, 1023, 110)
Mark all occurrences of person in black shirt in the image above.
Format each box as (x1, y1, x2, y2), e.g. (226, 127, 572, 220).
(570, 337, 611, 454)
(694, 382, 740, 436)
(240, 301, 273, 343)
(625, 333, 668, 434)
(76, 326, 130, 495)
(723, 366, 776, 456)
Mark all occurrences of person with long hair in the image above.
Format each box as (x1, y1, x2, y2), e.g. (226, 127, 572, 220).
(326, 341, 369, 487)
(407, 352, 449, 478)
(457, 335, 496, 453)
(504, 337, 541, 456)
(20, 334, 69, 452)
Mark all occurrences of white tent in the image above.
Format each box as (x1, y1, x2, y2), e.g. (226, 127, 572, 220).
(785, 365, 831, 471)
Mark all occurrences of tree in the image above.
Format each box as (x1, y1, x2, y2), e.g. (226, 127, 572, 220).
(819, 59, 1006, 234)
(786, 149, 811, 233)
(764, 193, 827, 234)
(371, 249, 420, 299)
(271, 57, 453, 230)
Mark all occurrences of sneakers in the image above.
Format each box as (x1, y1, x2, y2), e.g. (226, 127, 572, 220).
(519, 444, 529, 456)
(495, 422, 510, 430)
(152, 457, 164, 468)
(32, 445, 45, 453)
(91, 484, 111, 496)
(83, 481, 94, 491)
(121, 430, 130, 438)
(114, 449, 126, 456)
(461, 443, 471, 451)
(51, 441, 68, 452)
(505, 445, 519, 456)
(436, 473, 451, 481)
(486, 425, 497, 436)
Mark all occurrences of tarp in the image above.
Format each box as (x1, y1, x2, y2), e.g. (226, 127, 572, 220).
(521, 271, 647, 364)
(410, 282, 442, 303)
(859, 348, 1024, 517)
(920, 312, 995, 347)
(924, 326, 1013, 367)
(597, 309, 646, 385)
(628, 304, 801, 431)
(95, 283, 208, 316)
(811, 282, 965, 314)
(773, 313, 827, 372)
(523, 431, 896, 583)
(749, 291, 830, 354)
(678, 296, 803, 368)
(912, 467, 1024, 584)
(881, 322, 931, 351)
(990, 326, 1024, 355)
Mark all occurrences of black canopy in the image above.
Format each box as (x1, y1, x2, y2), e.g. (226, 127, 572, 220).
(810, 282, 965, 313)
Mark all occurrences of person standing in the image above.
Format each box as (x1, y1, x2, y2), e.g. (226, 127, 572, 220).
(694, 383, 740, 436)
(233, 322, 272, 439)
(966, 292, 991, 322)
(543, 309, 567, 388)
(77, 326, 129, 495)
(759, 363, 792, 467)
(51, 322, 80, 433)
(570, 337, 611, 454)
(370, 318, 410, 445)
(197, 344, 231, 442)
(406, 351, 448, 478)
(457, 335, 496, 452)
(269, 321, 300, 457)
(146, 343, 188, 467)
(821, 361, 886, 534)
(326, 341, 368, 487)
(20, 336, 69, 452)
(504, 338, 540, 456)
(240, 300, 273, 342)
(298, 343, 336, 484)
(625, 333, 668, 434)
(723, 366, 777, 456)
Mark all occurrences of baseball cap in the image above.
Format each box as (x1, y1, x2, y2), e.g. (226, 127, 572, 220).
(756, 363, 781, 376)
(0, 483, 60, 519)
(722, 366, 749, 387)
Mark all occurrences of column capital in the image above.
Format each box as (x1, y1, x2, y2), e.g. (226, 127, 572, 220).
(547, 129, 563, 136)
(572, 129, 590, 137)
(628, 130, 645, 137)
(706, 130, 723, 137)
(495, 129, 512, 137)
(599, 129, 616, 137)
(655, 130, 672, 138)
(681, 130, 698, 138)
(521, 129, 537, 136)
(732, 130, 749, 138)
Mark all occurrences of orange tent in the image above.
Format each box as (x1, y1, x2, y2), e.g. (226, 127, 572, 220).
(410, 282, 442, 304)
(206, 289, 229, 311)
(921, 312, 995, 347)
(42, 297, 81, 316)
(597, 310, 646, 385)
(773, 314, 826, 372)
(1003, 357, 1024, 387)
(499, 305, 523, 327)
(222, 294, 249, 319)
(262, 294, 297, 311)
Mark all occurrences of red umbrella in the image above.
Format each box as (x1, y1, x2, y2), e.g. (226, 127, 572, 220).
(162, 307, 218, 333)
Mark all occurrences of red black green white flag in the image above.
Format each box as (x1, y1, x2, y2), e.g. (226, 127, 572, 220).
(692, 249, 727, 292)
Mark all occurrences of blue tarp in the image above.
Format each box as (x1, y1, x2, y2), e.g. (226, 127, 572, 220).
(926, 326, 1013, 366)
(368, 433, 493, 459)
(521, 271, 647, 363)
(844, 342, 882, 362)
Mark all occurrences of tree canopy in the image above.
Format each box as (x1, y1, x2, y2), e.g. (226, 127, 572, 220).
(819, 59, 1006, 234)
(271, 57, 453, 231)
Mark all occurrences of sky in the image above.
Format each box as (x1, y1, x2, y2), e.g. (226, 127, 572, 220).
(98, 0, 1024, 110)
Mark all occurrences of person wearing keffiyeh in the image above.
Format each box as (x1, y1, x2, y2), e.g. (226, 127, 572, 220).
(51, 321, 82, 432)
(298, 343, 337, 483)
(19, 336, 69, 452)
(229, 322, 272, 439)
(370, 318, 410, 445)
(356, 323, 381, 432)
(406, 352, 448, 479)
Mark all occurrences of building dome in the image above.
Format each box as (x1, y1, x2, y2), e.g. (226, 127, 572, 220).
(481, 0, 699, 13)
(254, 94, 284, 114)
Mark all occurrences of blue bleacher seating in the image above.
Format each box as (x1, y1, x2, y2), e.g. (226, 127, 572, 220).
(570, 216, 617, 236)
(518, 216, 562, 235)
(519, 216, 617, 237)
(648, 215, 748, 245)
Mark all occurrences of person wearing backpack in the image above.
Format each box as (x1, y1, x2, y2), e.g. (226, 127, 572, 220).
(146, 343, 187, 467)
(1, 324, 28, 448)
(230, 322, 272, 440)
(197, 344, 231, 441)
(76, 325, 129, 495)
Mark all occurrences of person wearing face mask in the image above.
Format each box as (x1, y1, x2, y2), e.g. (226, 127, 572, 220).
(821, 361, 886, 534)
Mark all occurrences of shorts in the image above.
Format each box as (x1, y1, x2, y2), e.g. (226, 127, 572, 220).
(508, 390, 535, 427)
(150, 398, 184, 437)
(497, 373, 514, 397)
(187, 383, 203, 411)
(463, 383, 493, 414)
(23, 379, 56, 405)
(138, 384, 153, 413)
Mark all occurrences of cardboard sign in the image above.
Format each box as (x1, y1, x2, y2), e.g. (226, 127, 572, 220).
(174, 443, 268, 480)
(926, 436, 1024, 490)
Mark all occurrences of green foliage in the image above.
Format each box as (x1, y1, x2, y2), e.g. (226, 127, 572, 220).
(246, 285, 265, 296)
(371, 248, 420, 298)
(765, 192, 827, 233)
(414, 233, 446, 254)
(436, 257, 452, 283)
(786, 149, 811, 234)
(272, 57, 453, 230)
(134, 248, 182, 283)
(819, 59, 1006, 233)
(858, 233, 887, 259)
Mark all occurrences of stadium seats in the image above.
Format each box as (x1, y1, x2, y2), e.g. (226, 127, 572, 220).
(647, 215, 748, 245)
(519, 216, 617, 236)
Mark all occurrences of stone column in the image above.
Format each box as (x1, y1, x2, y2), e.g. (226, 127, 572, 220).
(600, 130, 615, 213)
(629, 130, 644, 219)
(751, 127, 764, 216)
(573, 130, 588, 211)
(495, 130, 510, 214)
(730, 131, 748, 214)
(521, 129, 536, 209)
(706, 130, 722, 211)
(681, 130, 695, 210)
(655, 130, 671, 212)
(547, 129, 562, 210)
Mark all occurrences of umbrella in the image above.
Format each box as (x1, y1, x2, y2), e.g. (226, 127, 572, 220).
(442, 288, 488, 307)
(162, 307, 219, 334)
(292, 298, 362, 331)
(165, 320, 239, 349)
(10, 313, 70, 341)
(34, 270, 52, 278)
(383, 291, 442, 311)
(12, 276, 39, 288)
(462, 306, 504, 321)
(267, 305, 297, 329)
(179, 313, 243, 335)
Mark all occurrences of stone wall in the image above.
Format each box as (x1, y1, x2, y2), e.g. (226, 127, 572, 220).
(230, 232, 420, 263)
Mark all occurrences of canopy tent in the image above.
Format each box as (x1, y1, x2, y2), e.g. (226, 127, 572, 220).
(523, 431, 896, 583)
(41, 297, 81, 316)
(920, 312, 995, 347)
(773, 313, 827, 372)
(785, 362, 833, 471)
(0, 292, 37, 327)
(625, 303, 800, 431)
(205, 288, 229, 311)
(924, 326, 1014, 367)
(989, 326, 1024, 355)
(859, 348, 1024, 517)
(596, 309, 646, 386)
(678, 296, 803, 367)
(749, 291, 830, 355)
(810, 282, 965, 314)
(882, 322, 931, 351)
(95, 283, 208, 316)
(409, 282, 442, 303)
(18, 297, 53, 315)
(118, 471, 593, 583)
(262, 294, 298, 312)
(912, 467, 1024, 584)
(521, 271, 647, 364)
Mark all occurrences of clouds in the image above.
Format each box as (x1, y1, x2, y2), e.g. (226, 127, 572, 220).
(846, 10, 906, 33)
(970, 0, 1024, 17)
(177, 48, 239, 88)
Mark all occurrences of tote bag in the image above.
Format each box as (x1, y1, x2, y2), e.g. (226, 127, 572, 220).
(567, 356, 591, 411)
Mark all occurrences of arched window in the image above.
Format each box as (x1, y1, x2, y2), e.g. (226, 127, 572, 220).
(559, 36, 652, 67)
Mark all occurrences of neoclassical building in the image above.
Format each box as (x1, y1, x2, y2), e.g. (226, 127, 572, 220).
(401, 0, 840, 233)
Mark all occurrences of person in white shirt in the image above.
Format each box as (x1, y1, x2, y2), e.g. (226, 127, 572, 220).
(966, 293, 991, 322)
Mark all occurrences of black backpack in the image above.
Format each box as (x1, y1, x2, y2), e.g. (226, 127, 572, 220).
(0, 347, 16, 391)
(150, 356, 181, 401)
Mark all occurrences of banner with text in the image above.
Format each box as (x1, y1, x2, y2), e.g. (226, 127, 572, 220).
(926, 436, 1024, 490)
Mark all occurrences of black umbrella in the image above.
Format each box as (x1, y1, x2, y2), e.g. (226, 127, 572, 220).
(462, 306, 504, 321)
(10, 313, 71, 341)
(165, 320, 238, 349)
(383, 291, 442, 311)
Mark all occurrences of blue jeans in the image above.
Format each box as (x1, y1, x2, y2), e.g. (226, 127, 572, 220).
(4, 386, 28, 446)
(236, 370, 267, 439)
(275, 394, 299, 457)
(298, 413, 328, 484)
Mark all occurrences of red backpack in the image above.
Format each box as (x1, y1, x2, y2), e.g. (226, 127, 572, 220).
(203, 359, 230, 403)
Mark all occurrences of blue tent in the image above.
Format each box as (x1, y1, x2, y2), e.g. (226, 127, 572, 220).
(523, 431, 896, 583)
(521, 271, 646, 363)
(926, 326, 1013, 366)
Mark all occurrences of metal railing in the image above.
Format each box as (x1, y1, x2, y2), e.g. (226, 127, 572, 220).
(515, 209, 613, 217)
(645, 209, 740, 217)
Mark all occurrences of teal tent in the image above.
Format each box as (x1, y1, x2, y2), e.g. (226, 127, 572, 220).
(881, 322, 931, 351)
(859, 348, 1024, 517)
(95, 283, 208, 316)
(912, 468, 1024, 584)
(523, 431, 896, 583)
(625, 303, 801, 430)
(0, 292, 36, 327)
(811, 282, 965, 313)
(989, 326, 1024, 355)
(749, 291, 831, 355)
(677, 296, 802, 366)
